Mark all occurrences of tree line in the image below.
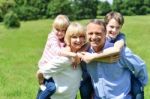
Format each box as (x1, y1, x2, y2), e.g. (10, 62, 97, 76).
(0, 0, 149, 28)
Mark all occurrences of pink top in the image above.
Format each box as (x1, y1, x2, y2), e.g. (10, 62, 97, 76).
(38, 32, 65, 67)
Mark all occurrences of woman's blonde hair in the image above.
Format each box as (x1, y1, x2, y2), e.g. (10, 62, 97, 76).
(53, 14, 70, 31)
(65, 22, 86, 46)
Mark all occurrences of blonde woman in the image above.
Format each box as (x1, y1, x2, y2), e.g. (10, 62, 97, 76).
(37, 22, 87, 99)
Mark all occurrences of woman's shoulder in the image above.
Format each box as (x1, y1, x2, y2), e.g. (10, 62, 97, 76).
(79, 43, 90, 52)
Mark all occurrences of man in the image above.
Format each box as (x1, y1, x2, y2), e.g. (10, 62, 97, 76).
(79, 19, 148, 99)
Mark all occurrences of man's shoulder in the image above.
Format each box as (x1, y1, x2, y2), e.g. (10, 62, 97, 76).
(103, 40, 114, 49)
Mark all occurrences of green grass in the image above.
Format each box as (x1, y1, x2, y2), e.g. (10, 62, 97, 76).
(0, 16, 150, 99)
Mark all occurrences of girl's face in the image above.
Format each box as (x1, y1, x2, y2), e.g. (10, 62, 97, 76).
(106, 18, 121, 39)
(70, 35, 85, 52)
(55, 28, 66, 40)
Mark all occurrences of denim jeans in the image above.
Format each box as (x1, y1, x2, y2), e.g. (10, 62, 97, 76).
(79, 61, 93, 99)
(131, 74, 144, 99)
(36, 78, 56, 99)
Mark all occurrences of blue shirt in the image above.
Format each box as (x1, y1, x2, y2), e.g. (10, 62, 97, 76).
(107, 33, 125, 43)
(86, 40, 148, 99)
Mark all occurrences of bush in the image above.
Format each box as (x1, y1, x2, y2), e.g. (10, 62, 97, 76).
(4, 11, 20, 28)
(0, 9, 3, 22)
(139, 6, 149, 15)
(14, 6, 39, 20)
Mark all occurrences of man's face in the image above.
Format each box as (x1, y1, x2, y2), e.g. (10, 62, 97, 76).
(86, 23, 106, 52)
(106, 18, 121, 39)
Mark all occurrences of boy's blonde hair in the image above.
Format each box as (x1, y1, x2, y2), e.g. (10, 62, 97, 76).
(104, 11, 124, 26)
(53, 14, 70, 30)
(65, 22, 86, 46)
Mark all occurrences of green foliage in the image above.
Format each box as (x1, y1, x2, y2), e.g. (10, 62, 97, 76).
(0, 8, 3, 21)
(71, 0, 97, 20)
(97, 1, 111, 16)
(14, 6, 39, 20)
(112, 0, 123, 12)
(46, 0, 71, 18)
(113, 0, 150, 15)
(0, 0, 15, 21)
(4, 11, 20, 28)
(0, 0, 150, 21)
(0, 0, 15, 13)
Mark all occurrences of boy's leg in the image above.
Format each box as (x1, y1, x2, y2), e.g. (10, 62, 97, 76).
(131, 74, 144, 99)
(38, 78, 56, 99)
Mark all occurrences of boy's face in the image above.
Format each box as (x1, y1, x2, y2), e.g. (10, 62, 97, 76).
(55, 28, 66, 40)
(106, 18, 122, 39)
(70, 35, 85, 51)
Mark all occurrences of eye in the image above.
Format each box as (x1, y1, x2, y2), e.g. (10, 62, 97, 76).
(56, 28, 60, 31)
(71, 35, 78, 38)
(116, 26, 120, 30)
(95, 32, 101, 35)
(79, 35, 85, 38)
(55, 28, 66, 32)
(88, 32, 93, 35)
(110, 26, 114, 28)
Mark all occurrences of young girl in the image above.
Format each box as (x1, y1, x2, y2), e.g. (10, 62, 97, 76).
(38, 22, 87, 99)
(36, 14, 72, 99)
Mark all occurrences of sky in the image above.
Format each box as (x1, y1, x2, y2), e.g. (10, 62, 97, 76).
(101, 0, 113, 4)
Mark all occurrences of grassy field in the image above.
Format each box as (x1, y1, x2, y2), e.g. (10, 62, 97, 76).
(0, 15, 150, 99)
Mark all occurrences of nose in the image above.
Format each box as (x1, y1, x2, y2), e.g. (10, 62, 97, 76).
(76, 37, 80, 42)
(112, 28, 117, 32)
(92, 34, 97, 39)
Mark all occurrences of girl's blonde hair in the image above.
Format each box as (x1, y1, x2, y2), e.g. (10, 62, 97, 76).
(65, 22, 86, 46)
(53, 14, 70, 30)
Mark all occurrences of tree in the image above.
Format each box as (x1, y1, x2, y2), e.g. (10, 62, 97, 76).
(46, 0, 71, 18)
(112, 0, 123, 12)
(97, 1, 111, 16)
(71, 0, 98, 20)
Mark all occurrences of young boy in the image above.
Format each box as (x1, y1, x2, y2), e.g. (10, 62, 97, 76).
(104, 11, 145, 99)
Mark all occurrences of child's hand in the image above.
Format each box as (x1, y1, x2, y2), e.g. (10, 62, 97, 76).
(71, 54, 80, 69)
(77, 52, 94, 63)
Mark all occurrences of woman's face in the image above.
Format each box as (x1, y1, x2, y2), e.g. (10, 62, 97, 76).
(70, 35, 85, 52)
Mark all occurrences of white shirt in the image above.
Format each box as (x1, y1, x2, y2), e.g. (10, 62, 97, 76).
(39, 56, 82, 99)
